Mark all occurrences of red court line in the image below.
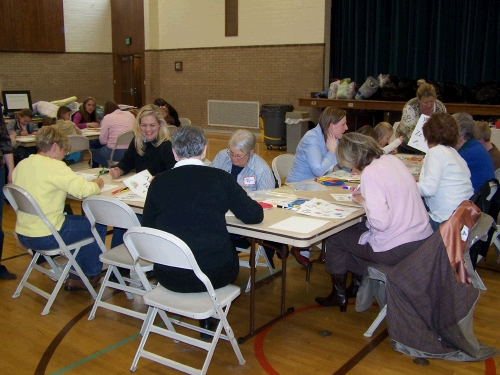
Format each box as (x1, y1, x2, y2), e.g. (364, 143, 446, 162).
(253, 304, 497, 375)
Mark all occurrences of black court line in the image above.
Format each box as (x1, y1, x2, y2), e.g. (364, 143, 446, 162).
(34, 289, 121, 375)
(35, 304, 94, 375)
(2, 252, 29, 261)
(332, 329, 389, 375)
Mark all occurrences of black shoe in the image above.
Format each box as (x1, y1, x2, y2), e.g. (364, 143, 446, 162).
(0, 265, 16, 280)
(199, 317, 218, 341)
(315, 274, 348, 312)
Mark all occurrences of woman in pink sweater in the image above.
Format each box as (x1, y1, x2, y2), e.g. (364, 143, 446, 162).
(315, 133, 432, 312)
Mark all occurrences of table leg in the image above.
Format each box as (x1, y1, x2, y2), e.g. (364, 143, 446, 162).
(237, 241, 294, 344)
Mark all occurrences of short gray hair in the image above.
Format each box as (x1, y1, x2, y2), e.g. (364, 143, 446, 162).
(171, 125, 207, 158)
(228, 129, 256, 154)
(452, 112, 474, 140)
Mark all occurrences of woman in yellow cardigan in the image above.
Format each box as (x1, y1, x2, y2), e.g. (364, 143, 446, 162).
(13, 126, 106, 291)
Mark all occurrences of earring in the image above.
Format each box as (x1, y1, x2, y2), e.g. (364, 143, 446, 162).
(54, 153, 58, 158)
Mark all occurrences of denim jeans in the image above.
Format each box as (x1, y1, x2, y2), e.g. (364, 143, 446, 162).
(17, 215, 106, 277)
(92, 146, 126, 168)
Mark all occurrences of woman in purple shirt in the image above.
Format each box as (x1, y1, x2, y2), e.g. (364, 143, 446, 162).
(72, 97, 100, 129)
(315, 133, 432, 312)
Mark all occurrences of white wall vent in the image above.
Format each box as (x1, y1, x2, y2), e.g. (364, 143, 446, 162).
(208, 100, 259, 128)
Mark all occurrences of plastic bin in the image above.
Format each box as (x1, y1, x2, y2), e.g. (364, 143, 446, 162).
(260, 104, 294, 150)
(285, 111, 310, 153)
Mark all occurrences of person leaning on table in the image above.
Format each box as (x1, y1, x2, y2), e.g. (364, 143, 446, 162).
(12, 126, 107, 291)
(211, 129, 279, 266)
(108, 104, 176, 249)
(143, 125, 264, 336)
(315, 133, 432, 312)
(453, 112, 494, 193)
(286, 106, 348, 267)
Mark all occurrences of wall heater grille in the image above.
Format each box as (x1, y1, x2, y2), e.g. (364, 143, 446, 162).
(207, 100, 260, 128)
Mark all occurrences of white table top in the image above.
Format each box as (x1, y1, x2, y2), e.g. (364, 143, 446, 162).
(82, 168, 366, 247)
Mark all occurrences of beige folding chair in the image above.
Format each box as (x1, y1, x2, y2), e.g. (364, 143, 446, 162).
(166, 125, 177, 136)
(108, 130, 134, 167)
(179, 117, 192, 126)
(126, 227, 245, 375)
(68, 134, 92, 171)
(271, 154, 295, 187)
(82, 196, 174, 335)
(4, 184, 97, 315)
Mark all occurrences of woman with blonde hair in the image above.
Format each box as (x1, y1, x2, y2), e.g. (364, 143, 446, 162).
(109, 104, 176, 250)
(397, 80, 447, 153)
(109, 104, 175, 179)
(13, 126, 106, 291)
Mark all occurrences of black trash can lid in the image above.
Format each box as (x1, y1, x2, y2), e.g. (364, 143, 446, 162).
(260, 104, 294, 112)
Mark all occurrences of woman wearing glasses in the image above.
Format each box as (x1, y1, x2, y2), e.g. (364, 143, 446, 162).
(12, 126, 106, 291)
(210, 129, 276, 191)
(211, 129, 279, 267)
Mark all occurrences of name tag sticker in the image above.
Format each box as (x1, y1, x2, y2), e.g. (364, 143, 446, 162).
(460, 225, 469, 242)
(243, 176, 256, 186)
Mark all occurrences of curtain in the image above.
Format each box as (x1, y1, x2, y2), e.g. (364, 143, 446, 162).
(330, 0, 500, 89)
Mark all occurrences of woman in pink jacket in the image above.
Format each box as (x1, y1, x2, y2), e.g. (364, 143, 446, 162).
(315, 133, 433, 312)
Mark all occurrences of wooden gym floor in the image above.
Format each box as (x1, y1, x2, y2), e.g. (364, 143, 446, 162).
(1, 132, 499, 374)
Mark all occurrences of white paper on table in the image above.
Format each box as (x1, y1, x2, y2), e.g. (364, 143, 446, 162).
(286, 181, 328, 191)
(100, 184, 118, 193)
(326, 170, 361, 182)
(330, 194, 352, 202)
(225, 210, 235, 217)
(122, 170, 152, 198)
(115, 191, 145, 202)
(269, 216, 329, 233)
(296, 198, 360, 219)
(76, 172, 98, 182)
(407, 114, 430, 153)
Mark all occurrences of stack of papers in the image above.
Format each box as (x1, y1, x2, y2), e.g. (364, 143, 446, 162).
(296, 198, 360, 219)
(123, 169, 152, 198)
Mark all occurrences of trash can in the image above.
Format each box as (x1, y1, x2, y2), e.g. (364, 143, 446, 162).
(260, 104, 294, 150)
(285, 111, 310, 153)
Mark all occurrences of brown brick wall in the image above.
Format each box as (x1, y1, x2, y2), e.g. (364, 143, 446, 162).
(0, 52, 113, 105)
(145, 44, 324, 131)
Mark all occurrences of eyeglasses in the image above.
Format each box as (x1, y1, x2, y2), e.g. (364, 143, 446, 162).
(226, 149, 248, 159)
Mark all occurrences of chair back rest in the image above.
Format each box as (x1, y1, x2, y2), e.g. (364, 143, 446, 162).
(3, 184, 67, 250)
(272, 154, 295, 187)
(166, 125, 177, 136)
(179, 118, 191, 126)
(109, 130, 134, 164)
(124, 227, 214, 291)
(82, 196, 141, 252)
(68, 135, 90, 153)
(390, 122, 400, 142)
(495, 168, 500, 182)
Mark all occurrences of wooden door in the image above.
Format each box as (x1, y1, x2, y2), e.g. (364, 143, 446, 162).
(116, 54, 142, 108)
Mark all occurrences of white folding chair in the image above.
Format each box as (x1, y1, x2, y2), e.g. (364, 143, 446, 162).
(166, 125, 177, 136)
(179, 117, 192, 126)
(272, 154, 295, 187)
(238, 244, 274, 292)
(108, 130, 134, 167)
(125, 227, 245, 375)
(68, 134, 92, 171)
(4, 184, 97, 315)
(82, 196, 174, 335)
